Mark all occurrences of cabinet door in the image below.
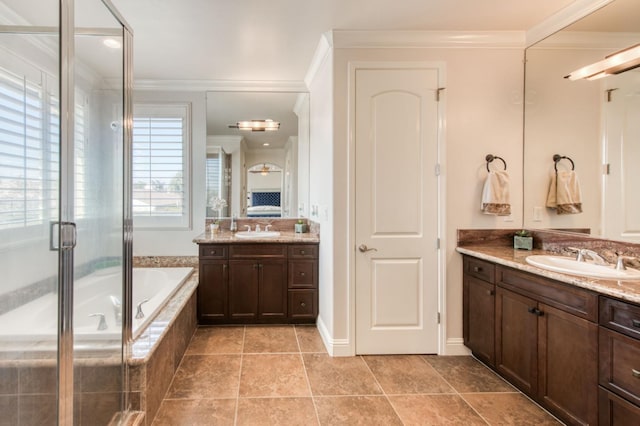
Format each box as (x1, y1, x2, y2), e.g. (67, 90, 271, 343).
(539, 303, 598, 426)
(229, 260, 259, 320)
(599, 387, 640, 425)
(258, 259, 287, 319)
(463, 274, 495, 366)
(198, 260, 228, 323)
(496, 287, 538, 395)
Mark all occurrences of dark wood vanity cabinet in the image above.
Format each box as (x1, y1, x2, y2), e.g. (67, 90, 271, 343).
(598, 297, 640, 425)
(462, 257, 496, 366)
(463, 255, 599, 426)
(198, 243, 318, 324)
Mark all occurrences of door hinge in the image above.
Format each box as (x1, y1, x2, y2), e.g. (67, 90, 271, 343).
(435, 163, 441, 176)
(604, 163, 611, 175)
(436, 238, 441, 249)
(437, 312, 441, 324)
(605, 88, 618, 102)
(436, 87, 445, 102)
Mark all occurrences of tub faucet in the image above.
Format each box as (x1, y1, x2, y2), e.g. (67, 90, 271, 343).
(109, 295, 122, 326)
(136, 299, 150, 319)
(89, 313, 108, 331)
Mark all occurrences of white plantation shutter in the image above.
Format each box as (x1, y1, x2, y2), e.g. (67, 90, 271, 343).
(0, 65, 58, 232)
(132, 103, 190, 228)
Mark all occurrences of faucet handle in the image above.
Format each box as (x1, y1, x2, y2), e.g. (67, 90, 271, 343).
(245, 225, 251, 232)
(265, 224, 272, 231)
(89, 313, 108, 331)
(255, 224, 261, 232)
(615, 253, 637, 271)
(566, 247, 585, 262)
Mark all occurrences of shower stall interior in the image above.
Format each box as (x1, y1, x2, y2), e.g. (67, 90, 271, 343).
(0, 0, 132, 424)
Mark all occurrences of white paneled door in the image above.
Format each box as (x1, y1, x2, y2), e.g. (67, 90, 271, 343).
(355, 67, 441, 354)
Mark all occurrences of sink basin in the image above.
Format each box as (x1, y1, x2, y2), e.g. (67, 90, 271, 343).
(525, 255, 640, 280)
(234, 231, 281, 239)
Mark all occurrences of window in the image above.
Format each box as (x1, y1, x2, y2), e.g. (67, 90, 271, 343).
(0, 64, 58, 236)
(132, 103, 190, 228)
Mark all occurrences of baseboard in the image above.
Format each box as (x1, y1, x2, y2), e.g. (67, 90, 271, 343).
(316, 315, 354, 357)
(443, 337, 471, 356)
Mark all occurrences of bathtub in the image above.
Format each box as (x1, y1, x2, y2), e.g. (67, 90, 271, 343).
(0, 267, 194, 346)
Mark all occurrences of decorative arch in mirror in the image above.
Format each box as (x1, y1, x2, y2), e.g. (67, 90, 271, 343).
(205, 91, 310, 219)
(523, 0, 640, 242)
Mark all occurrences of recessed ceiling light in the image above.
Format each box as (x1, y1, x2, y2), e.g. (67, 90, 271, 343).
(103, 38, 122, 49)
(263, 143, 270, 147)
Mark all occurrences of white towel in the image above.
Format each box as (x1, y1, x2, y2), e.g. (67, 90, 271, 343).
(481, 170, 511, 216)
(546, 170, 582, 214)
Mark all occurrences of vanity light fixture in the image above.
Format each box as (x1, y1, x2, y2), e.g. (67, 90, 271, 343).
(565, 43, 640, 81)
(228, 119, 280, 132)
(263, 143, 270, 147)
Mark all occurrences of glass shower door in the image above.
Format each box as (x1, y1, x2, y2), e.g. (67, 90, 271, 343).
(72, 0, 127, 424)
(0, 5, 61, 424)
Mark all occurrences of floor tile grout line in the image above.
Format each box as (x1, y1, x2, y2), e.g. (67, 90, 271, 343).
(359, 355, 406, 425)
(420, 356, 491, 425)
(299, 351, 322, 425)
(233, 326, 246, 426)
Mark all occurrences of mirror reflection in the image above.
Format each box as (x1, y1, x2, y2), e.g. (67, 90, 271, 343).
(523, 0, 640, 242)
(205, 91, 310, 218)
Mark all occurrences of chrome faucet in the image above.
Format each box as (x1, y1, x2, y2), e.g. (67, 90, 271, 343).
(136, 299, 150, 319)
(568, 247, 608, 265)
(89, 313, 108, 331)
(109, 295, 122, 326)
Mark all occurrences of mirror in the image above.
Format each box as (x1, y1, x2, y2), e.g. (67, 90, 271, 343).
(205, 91, 310, 218)
(523, 0, 640, 242)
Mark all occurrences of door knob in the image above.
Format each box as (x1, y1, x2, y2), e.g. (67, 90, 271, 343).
(358, 244, 377, 253)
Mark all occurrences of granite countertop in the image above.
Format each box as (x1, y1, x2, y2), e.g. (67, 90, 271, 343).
(457, 245, 640, 305)
(193, 230, 320, 244)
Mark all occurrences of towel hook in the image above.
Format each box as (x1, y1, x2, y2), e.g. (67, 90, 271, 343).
(553, 154, 575, 172)
(485, 154, 507, 172)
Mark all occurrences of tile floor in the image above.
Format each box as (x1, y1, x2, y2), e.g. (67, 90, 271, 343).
(151, 325, 562, 425)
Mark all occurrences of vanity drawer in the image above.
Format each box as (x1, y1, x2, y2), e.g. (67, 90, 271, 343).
(199, 245, 228, 259)
(229, 244, 287, 259)
(288, 260, 317, 288)
(600, 297, 640, 340)
(288, 245, 318, 259)
(497, 266, 598, 321)
(599, 327, 640, 405)
(463, 256, 495, 283)
(288, 290, 317, 319)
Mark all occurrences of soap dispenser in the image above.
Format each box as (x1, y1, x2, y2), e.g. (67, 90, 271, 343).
(230, 214, 238, 232)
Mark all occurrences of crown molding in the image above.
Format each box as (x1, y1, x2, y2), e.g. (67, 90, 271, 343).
(330, 30, 525, 49)
(304, 32, 333, 87)
(526, 0, 614, 47)
(529, 31, 640, 50)
(134, 79, 308, 92)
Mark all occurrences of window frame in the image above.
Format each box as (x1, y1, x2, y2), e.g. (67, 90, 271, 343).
(132, 102, 191, 230)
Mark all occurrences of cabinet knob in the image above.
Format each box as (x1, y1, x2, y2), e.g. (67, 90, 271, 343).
(211, 250, 216, 255)
(300, 250, 306, 255)
(473, 266, 483, 273)
(527, 307, 544, 316)
(300, 272, 306, 276)
(633, 369, 640, 378)
(632, 319, 640, 328)
(300, 302, 306, 307)
(486, 289, 494, 296)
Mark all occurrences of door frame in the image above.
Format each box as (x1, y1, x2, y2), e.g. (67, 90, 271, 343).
(347, 61, 447, 355)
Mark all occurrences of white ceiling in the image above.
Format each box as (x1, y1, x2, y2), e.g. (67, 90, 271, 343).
(110, 0, 577, 82)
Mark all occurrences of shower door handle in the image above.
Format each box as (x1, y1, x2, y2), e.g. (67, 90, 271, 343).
(50, 221, 77, 251)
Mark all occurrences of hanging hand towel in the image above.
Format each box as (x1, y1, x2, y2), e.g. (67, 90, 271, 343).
(481, 170, 511, 216)
(546, 170, 582, 214)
